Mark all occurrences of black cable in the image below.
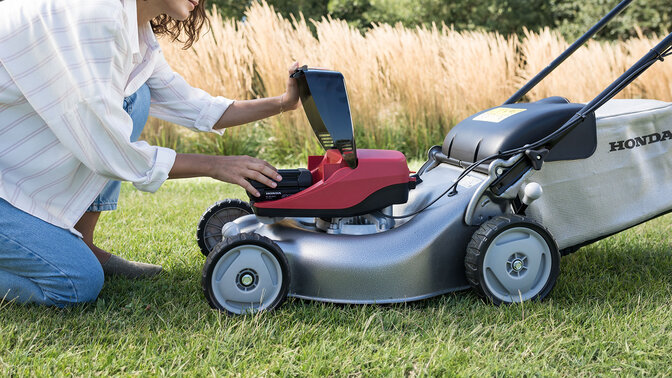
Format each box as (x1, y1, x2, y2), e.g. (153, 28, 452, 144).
(381, 152, 502, 220)
(658, 46, 672, 60)
(663, 47, 672, 58)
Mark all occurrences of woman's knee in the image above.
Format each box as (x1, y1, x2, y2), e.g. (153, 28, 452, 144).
(45, 257, 104, 306)
(0, 200, 105, 306)
(72, 262, 104, 304)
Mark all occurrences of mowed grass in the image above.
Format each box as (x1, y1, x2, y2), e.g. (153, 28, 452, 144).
(2, 178, 672, 375)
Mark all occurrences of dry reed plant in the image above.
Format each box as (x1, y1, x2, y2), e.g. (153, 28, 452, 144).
(621, 33, 672, 102)
(241, 3, 320, 158)
(521, 28, 631, 102)
(144, 1, 672, 162)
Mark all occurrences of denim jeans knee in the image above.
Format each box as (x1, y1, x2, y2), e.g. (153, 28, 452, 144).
(40, 247, 104, 306)
(59, 255, 104, 305)
(0, 199, 104, 307)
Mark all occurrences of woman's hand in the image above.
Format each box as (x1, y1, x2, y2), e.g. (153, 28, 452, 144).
(169, 154, 282, 197)
(281, 62, 301, 112)
(210, 155, 282, 197)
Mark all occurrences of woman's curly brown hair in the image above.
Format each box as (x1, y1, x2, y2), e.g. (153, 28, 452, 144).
(150, 0, 211, 49)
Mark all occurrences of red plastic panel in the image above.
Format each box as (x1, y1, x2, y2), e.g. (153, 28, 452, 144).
(255, 149, 411, 210)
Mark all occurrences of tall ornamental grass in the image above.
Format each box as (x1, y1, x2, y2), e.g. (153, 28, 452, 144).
(143, 1, 672, 164)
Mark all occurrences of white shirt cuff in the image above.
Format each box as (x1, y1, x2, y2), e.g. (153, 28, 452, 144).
(133, 146, 177, 193)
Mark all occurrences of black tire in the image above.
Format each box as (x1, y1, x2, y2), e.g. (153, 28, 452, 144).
(464, 214, 560, 305)
(196, 199, 253, 257)
(202, 233, 290, 315)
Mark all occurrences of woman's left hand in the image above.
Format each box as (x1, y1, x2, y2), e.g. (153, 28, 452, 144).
(281, 62, 301, 112)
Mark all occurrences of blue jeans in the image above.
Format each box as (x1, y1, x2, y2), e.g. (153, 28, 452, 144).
(87, 83, 150, 212)
(0, 85, 150, 306)
(0, 198, 104, 306)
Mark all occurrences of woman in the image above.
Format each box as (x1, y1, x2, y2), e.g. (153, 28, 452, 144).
(0, 0, 299, 306)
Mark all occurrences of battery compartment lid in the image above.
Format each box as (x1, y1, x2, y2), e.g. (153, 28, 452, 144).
(291, 66, 358, 169)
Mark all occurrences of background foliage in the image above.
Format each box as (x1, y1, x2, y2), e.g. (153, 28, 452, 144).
(148, 2, 671, 164)
(208, 0, 669, 40)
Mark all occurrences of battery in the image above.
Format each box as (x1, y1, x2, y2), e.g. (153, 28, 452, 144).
(248, 168, 313, 202)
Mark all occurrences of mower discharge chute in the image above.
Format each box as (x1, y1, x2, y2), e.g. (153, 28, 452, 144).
(197, 0, 672, 314)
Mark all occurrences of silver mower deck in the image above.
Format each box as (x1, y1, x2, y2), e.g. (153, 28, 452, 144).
(221, 163, 485, 304)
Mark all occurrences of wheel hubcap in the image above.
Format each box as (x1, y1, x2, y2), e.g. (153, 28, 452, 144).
(482, 227, 552, 302)
(236, 269, 258, 291)
(210, 244, 283, 314)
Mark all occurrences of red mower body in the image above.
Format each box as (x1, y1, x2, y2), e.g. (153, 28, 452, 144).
(252, 149, 414, 218)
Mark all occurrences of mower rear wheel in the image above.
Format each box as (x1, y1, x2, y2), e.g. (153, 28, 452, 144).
(202, 233, 290, 315)
(197, 199, 253, 257)
(465, 215, 560, 305)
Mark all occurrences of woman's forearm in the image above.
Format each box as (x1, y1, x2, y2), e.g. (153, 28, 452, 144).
(213, 96, 285, 130)
(213, 62, 301, 130)
(168, 154, 214, 179)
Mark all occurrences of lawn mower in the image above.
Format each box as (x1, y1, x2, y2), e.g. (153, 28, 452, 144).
(196, 0, 672, 314)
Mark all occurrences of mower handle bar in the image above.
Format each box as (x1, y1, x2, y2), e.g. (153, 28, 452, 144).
(530, 31, 672, 152)
(503, 0, 633, 105)
(480, 31, 672, 199)
(405, 30, 671, 218)
(421, 2, 670, 213)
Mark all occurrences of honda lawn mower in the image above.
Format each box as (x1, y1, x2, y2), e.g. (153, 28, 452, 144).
(196, 0, 672, 314)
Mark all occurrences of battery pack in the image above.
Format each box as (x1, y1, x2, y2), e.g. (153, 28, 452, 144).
(248, 168, 313, 202)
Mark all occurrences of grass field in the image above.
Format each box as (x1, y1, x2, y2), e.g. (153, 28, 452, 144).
(2, 178, 672, 375)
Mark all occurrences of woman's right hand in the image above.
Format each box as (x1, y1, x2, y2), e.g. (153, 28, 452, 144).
(209, 155, 282, 197)
(169, 153, 282, 197)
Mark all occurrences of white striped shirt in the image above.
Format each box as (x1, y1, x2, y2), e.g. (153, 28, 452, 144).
(0, 0, 233, 235)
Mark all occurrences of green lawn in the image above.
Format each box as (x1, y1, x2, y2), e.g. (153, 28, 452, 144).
(2, 178, 672, 375)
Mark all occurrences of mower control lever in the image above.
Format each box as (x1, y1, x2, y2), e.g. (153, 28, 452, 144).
(488, 158, 531, 197)
(489, 159, 529, 196)
(489, 147, 549, 196)
(524, 148, 549, 170)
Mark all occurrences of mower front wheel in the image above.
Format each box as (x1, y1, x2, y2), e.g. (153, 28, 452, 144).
(202, 233, 290, 315)
(197, 199, 253, 257)
(465, 215, 560, 305)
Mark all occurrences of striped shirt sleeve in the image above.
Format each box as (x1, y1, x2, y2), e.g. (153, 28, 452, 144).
(147, 52, 234, 135)
(0, 0, 176, 193)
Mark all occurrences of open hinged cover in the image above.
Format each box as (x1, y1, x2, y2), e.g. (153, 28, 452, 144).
(291, 67, 358, 168)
